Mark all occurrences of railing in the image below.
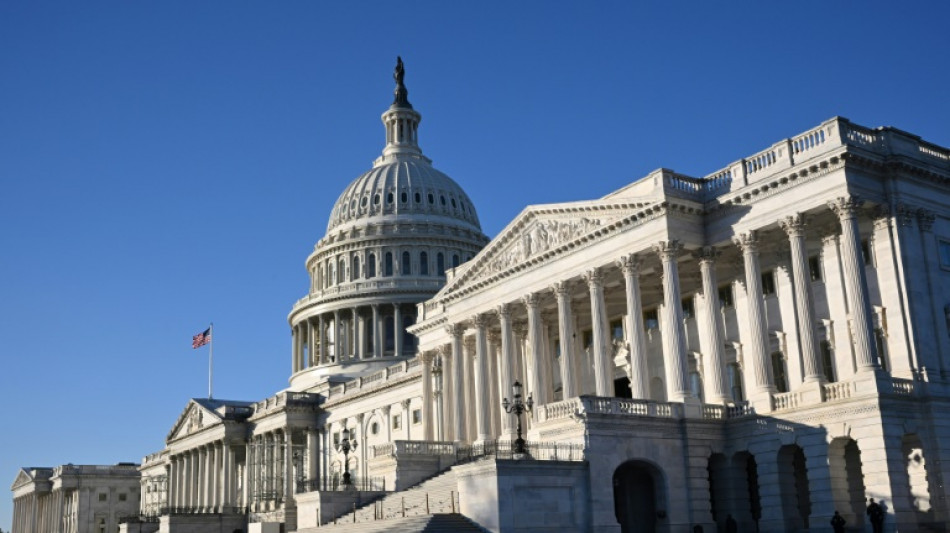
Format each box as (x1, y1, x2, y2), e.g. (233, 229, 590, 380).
(293, 278, 445, 308)
(453, 440, 585, 465)
(54, 464, 140, 476)
(325, 359, 422, 402)
(296, 476, 386, 493)
(888, 378, 916, 396)
(772, 391, 802, 411)
(252, 391, 321, 415)
(726, 403, 755, 418)
(822, 381, 853, 402)
(136, 506, 247, 517)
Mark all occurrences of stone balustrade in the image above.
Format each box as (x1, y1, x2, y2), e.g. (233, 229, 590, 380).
(324, 358, 422, 402)
(292, 277, 445, 309)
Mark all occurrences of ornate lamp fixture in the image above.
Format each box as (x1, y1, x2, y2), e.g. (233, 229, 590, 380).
(502, 380, 534, 455)
(337, 425, 358, 486)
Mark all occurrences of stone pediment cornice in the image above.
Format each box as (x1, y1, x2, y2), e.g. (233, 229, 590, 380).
(433, 199, 685, 303)
(11, 469, 35, 491)
(167, 400, 224, 444)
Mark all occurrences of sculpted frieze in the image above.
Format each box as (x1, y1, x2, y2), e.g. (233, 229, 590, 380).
(487, 217, 603, 275)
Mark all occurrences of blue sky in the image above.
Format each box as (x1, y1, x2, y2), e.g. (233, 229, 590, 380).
(1, 1, 947, 528)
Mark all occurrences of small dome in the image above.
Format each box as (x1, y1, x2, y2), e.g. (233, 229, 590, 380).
(326, 158, 482, 234)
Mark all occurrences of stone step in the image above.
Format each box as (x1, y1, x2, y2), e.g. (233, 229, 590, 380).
(329, 468, 460, 525)
(300, 513, 486, 532)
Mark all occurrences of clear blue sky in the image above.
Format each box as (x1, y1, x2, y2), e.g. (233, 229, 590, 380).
(1, 2, 947, 528)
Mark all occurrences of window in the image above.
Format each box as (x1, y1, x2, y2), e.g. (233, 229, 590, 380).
(643, 309, 659, 330)
(414, 192, 421, 203)
(367, 253, 377, 278)
(352, 256, 360, 279)
(339, 258, 346, 282)
(452, 254, 460, 268)
(420, 252, 429, 275)
(875, 328, 889, 372)
(861, 239, 872, 266)
(386, 192, 394, 204)
(682, 298, 695, 319)
(939, 240, 950, 269)
(440, 195, 446, 206)
(384, 252, 393, 276)
(119, 493, 127, 502)
(392, 414, 402, 430)
(99, 493, 108, 502)
(718, 285, 734, 308)
(428, 193, 434, 204)
(451, 198, 457, 208)
(333, 432, 340, 447)
(809, 255, 822, 282)
(761, 271, 776, 296)
(373, 194, 380, 206)
(412, 409, 422, 424)
(361, 196, 367, 208)
(728, 363, 744, 402)
(437, 252, 445, 275)
(820, 340, 836, 382)
(689, 371, 704, 402)
(610, 319, 623, 341)
(371, 422, 379, 435)
(401, 251, 411, 275)
(97, 517, 106, 533)
(771, 351, 788, 393)
(401, 192, 408, 203)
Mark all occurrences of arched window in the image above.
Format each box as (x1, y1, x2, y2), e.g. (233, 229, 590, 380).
(384, 252, 393, 276)
(352, 256, 360, 280)
(420, 251, 429, 275)
(437, 252, 445, 275)
(401, 251, 411, 275)
(452, 253, 460, 268)
(329, 261, 336, 285)
(339, 258, 346, 283)
(728, 363, 744, 402)
(771, 351, 788, 393)
(367, 253, 377, 278)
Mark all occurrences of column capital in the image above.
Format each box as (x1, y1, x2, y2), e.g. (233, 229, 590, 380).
(472, 313, 490, 329)
(444, 324, 464, 338)
(653, 240, 682, 260)
(582, 267, 603, 287)
(550, 279, 574, 298)
(400, 398, 411, 410)
(495, 302, 511, 320)
(828, 195, 864, 220)
(380, 404, 392, 416)
(779, 213, 808, 237)
(420, 351, 434, 364)
(522, 292, 541, 308)
(918, 208, 936, 232)
(872, 205, 892, 230)
(895, 202, 917, 227)
(733, 231, 759, 253)
(694, 246, 720, 264)
(617, 253, 642, 276)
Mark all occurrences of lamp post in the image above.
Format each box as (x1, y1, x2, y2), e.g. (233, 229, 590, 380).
(336, 425, 358, 486)
(502, 380, 533, 455)
(432, 355, 444, 441)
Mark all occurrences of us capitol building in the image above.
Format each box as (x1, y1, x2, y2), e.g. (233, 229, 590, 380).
(12, 60, 950, 533)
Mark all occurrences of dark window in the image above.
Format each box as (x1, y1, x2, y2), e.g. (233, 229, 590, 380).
(437, 252, 445, 274)
(414, 192, 421, 203)
(875, 328, 889, 371)
(401, 191, 408, 203)
(401, 251, 411, 275)
(861, 239, 873, 266)
(728, 363, 744, 402)
(610, 319, 623, 341)
(718, 285, 734, 308)
(412, 409, 422, 424)
(682, 298, 695, 319)
(339, 259, 346, 282)
(939, 240, 950, 268)
(451, 198, 457, 208)
(352, 256, 360, 279)
(643, 309, 659, 330)
(387, 192, 394, 204)
(373, 194, 380, 205)
(761, 271, 776, 296)
(119, 493, 127, 502)
(771, 351, 788, 393)
(452, 254, 460, 268)
(820, 340, 836, 382)
(99, 493, 107, 502)
(808, 255, 822, 281)
(440, 195, 446, 206)
(360, 196, 367, 207)
(367, 254, 376, 278)
(384, 252, 393, 276)
(428, 193, 434, 204)
(420, 252, 429, 275)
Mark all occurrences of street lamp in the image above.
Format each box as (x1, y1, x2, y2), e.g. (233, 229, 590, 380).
(336, 426, 358, 486)
(502, 380, 534, 455)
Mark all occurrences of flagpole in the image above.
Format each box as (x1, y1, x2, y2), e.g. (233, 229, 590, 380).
(209, 322, 214, 400)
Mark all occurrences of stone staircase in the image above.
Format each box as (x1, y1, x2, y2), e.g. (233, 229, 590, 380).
(303, 513, 487, 532)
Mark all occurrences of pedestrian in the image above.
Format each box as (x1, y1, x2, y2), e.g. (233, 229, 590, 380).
(830, 510, 846, 533)
(867, 498, 884, 533)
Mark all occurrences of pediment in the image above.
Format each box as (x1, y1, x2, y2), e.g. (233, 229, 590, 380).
(166, 400, 222, 443)
(440, 199, 657, 296)
(11, 469, 33, 490)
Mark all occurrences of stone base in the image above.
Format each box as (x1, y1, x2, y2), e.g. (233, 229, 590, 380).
(294, 489, 387, 528)
(158, 514, 246, 533)
(248, 523, 281, 533)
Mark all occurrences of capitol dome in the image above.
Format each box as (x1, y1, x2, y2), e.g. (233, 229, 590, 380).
(287, 58, 489, 390)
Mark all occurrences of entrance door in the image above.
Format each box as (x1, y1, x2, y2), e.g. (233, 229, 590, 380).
(614, 461, 658, 533)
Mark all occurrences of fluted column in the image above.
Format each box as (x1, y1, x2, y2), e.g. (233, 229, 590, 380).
(447, 325, 465, 442)
(552, 281, 578, 399)
(318, 314, 327, 365)
(618, 255, 649, 399)
(496, 304, 516, 440)
(917, 209, 950, 376)
(780, 214, 824, 382)
(829, 196, 878, 371)
(283, 431, 293, 507)
(393, 304, 403, 357)
(524, 293, 547, 409)
(291, 326, 300, 374)
(222, 444, 232, 508)
(734, 231, 776, 393)
(584, 268, 613, 396)
(439, 346, 454, 441)
(487, 331, 501, 436)
(351, 308, 359, 360)
(463, 336, 477, 440)
(695, 247, 731, 404)
(421, 352, 435, 440)
(473, 314, 491, 443)
(371, 304, 381, 358)
(332, 310, 341, 362)
(654, 241, 691, 401)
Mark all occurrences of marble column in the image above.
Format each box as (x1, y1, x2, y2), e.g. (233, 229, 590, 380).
(352, 308, 360, 360)
(463, 335, 477, 441)
(447, 325, 465, 442)
(372, 304, 381, 358)
(306, 428, 318, 487)
(333, 310, 341, 362)
(733, 231, 776, 393)
(487, 331, 501, 436)
(552, 281, 578, 399)
(291, 326, 299, 374)
(222, 443, 232, 508)
(393, 304, 403, 357)
(618, 254, 650, 399)
(695, 247, 731, 404)
(654, 241, 691, 402)
(916, 209, 950, 376)
(780, 214, 824, 382)
(440, 345, 454, 441)
(284, 432, 293, 506)
(318, 314, 327, 365)
(473, 314, 491, 443)
(828, 196, 878, 371)
(421, 352, 435, 441)
(524, 292, 546, 409)
(497, 304, 516, 440)
(584, 268, 613, 397)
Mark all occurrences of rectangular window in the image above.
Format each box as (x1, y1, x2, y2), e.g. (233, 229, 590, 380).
(939, 240, 950, 269)
(681, 298, 694, 319)
(718, 285, 734, 308)
(808, 255, 823, 282)
(392, 414, 402, 430)
(412, 409, 422, 424)
(861, 239, 873, 266)
(98, 493, 107, 502)
(333, 432, 340, 447)
(761, 271, 776, 296)
(583, 330, 593, 349)
(119, 493, 127, 502)
(643, 309, 659, 330)
(610, 319, 623, 341)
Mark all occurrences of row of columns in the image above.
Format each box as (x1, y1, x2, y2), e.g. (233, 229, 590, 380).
(11, 490, 73, 533)
(168, 440, 235, 512)
(428, 196, 881, 439)
(292, 304, 413, 373)
(245, 431, 293, 509)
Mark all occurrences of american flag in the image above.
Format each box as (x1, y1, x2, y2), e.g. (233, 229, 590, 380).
(192, 327, 212, 349)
